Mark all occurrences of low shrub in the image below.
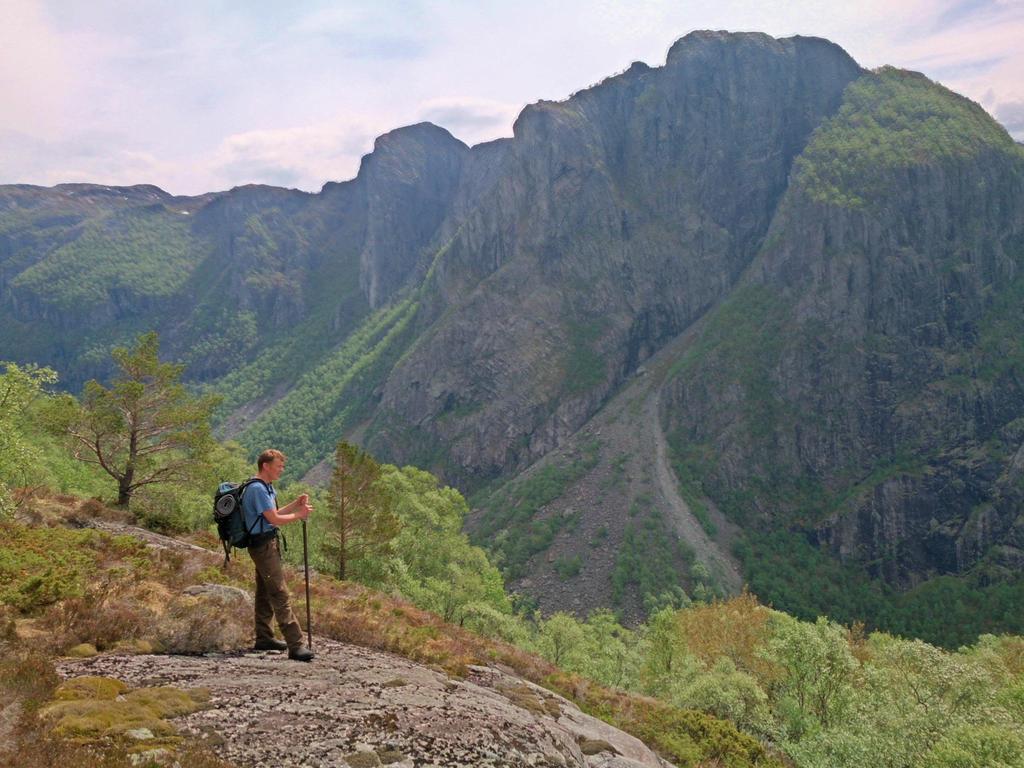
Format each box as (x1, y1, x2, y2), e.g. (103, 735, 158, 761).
(38, 569, 156, 653)
(154, 593, 250, 654)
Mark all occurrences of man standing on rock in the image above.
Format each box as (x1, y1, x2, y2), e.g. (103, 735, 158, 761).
(243, 449, 315, 662)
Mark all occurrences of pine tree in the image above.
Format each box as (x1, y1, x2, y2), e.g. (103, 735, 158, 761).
(53, 332, 218, 507)
(323, 441, 400, 580)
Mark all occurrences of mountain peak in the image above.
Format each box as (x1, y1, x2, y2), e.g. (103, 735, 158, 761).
(665, 29, 858, 72)
(371, 122, 467, 153)
(52, 182, 171, 201)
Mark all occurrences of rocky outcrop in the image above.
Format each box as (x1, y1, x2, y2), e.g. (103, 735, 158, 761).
(664, 69, 1024, 587)
(365, 32, 863, 486)
(58, 640, 675, 768)
(357, 123, 470, 309)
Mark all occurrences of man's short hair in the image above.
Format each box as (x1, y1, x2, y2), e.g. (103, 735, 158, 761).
(257, 449, 286, 470)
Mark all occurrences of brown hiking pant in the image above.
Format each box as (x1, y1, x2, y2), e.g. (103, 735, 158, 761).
(248, 536, 304, 650)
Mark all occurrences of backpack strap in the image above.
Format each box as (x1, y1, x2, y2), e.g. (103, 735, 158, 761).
(222, 479, 275, 567)
(241, 478, 275, 536)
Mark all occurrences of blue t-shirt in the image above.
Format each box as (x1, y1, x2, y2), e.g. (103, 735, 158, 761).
(241, 480, 277, 536)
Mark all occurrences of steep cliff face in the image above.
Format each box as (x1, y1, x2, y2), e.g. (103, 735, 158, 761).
(357, 123, 470, 309)
(365, 31, 863, 486)
(664, 69, 1024, 593)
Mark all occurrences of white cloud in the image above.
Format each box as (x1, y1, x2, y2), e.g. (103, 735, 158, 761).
(207, 116, 393, 192)
(996, 100, 1024, 136)
(0, 0, 71, 137)
(0, 129, 180, 190)
(417, 98, 521, 145)
(1, 1, 1022, 194)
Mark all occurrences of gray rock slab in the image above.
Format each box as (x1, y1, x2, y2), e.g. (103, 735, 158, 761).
(57, 637, 676, 768)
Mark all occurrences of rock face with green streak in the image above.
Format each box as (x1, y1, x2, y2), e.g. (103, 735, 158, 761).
(0, 123, 473, 392)
(365, 31, 863, 485)
(664, 68, 1024, 589)
(2, 32, 1022, 624)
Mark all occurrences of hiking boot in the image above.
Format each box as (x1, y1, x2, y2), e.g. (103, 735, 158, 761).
(288, 645, 314, 662)
(254, 638, 288, 651)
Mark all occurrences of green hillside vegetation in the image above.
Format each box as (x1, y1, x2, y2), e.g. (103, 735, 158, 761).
(795, 67, 1020, 209)
(11, 208, 202, 309)
(469, 439, 600, 579)
(199, 248, 368, 416)
(737, 530, 1024, 648)
(666, 284, 1024, 648)
(224, 231, 465, 480)
(185, 204, 368, 384)
(231, 293, 421, 479)
(659, 69, 1024, 650)
(3, 500, 1022, 768)
(3, 352, 1023, 768)
(0, 206, 207, 378)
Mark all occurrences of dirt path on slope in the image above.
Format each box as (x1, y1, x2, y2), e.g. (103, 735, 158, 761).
(644, 382, 742, 594)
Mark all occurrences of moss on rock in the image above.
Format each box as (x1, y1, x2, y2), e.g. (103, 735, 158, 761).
(42, 677, 210, 742)
(65, 643, 98, 658)
(54, 675, 128, 701)
(123, 686, 210, 719)
(42, 699, 176, 738)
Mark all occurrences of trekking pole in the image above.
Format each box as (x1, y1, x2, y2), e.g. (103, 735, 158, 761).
(302, 519, 312, 650)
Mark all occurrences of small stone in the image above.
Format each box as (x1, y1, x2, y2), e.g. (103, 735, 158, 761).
(183, 583, 252, 604)
(125, 727, 155, 740)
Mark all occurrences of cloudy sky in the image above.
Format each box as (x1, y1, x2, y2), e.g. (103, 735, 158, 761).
(2, 0, 1022, 196)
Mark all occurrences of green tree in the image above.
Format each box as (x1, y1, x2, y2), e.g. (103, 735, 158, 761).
(639, 607, 688, 697)
(378, 464, 510, 624)
(865, 633, 995, 734)
(764, 615, 857, 736)
(538, 612, 586, 668)
(322, 441, 400, 581)
(674, 657, 773, 737)
(0, 362, 58, 511)
(51, 332, 218, 507)
(921, 724, 1024, 768)
(579, 609, 639, 688)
